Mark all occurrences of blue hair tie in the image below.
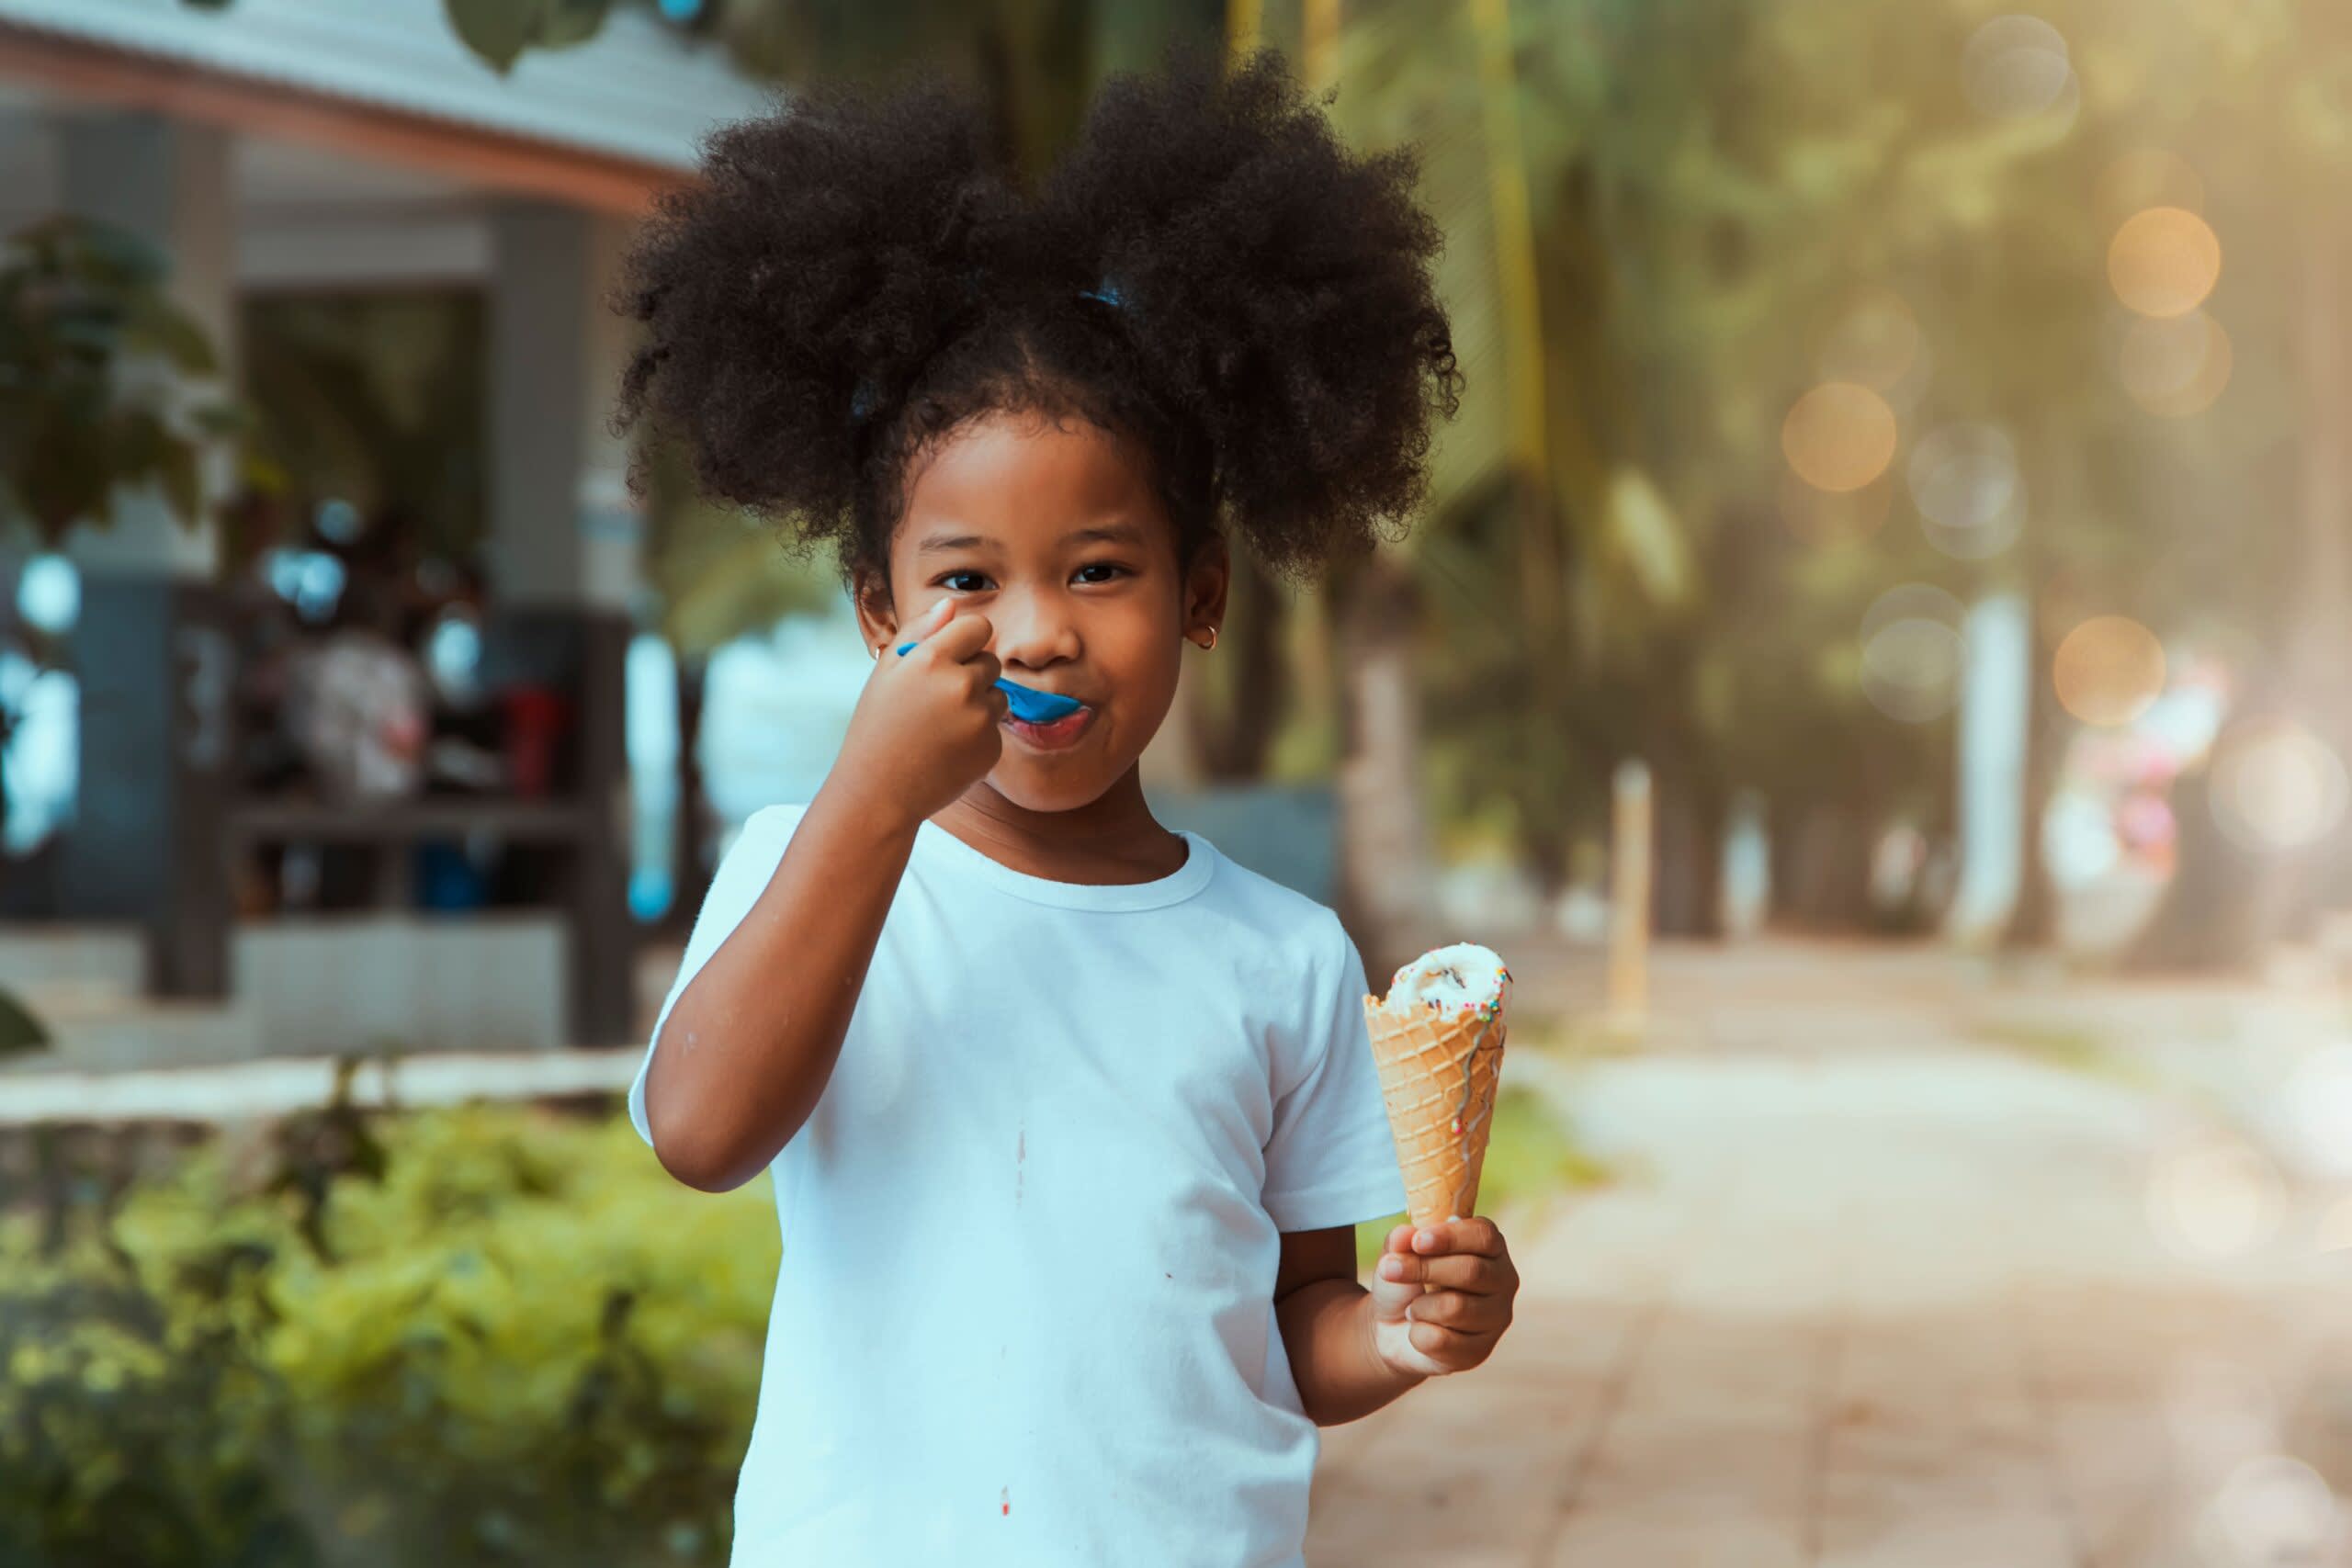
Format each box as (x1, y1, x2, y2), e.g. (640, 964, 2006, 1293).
(1079, 279, 1127, 310)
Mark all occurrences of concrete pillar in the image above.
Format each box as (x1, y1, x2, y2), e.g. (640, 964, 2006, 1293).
(1947, 592, 2031, 944)
(52, 115, 238, 998)
(484, 203, 643, 1043)
(56, 112, 234, 579)
(487, 203, 641, 612)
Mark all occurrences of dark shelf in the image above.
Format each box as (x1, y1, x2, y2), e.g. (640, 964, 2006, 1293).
(224, 796, 596, 845)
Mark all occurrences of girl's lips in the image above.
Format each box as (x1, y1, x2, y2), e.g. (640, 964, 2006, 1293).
(1002, 703, 1096, 751)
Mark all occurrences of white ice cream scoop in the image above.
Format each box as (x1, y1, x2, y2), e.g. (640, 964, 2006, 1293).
(1373, 942, 1512, 1021)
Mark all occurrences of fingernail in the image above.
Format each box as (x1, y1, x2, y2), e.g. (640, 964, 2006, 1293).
(1414, 1228, 1435, 1249)
(1380, 1256, 1404, 1280)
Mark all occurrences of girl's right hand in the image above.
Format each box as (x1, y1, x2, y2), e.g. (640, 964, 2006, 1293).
(831, 596, 1008, 831)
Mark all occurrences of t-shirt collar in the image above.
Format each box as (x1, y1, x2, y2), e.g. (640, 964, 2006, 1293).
(913, 821, 1216, 911)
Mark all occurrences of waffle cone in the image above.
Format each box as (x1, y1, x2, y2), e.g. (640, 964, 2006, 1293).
(1363, 998, 1508, 1228)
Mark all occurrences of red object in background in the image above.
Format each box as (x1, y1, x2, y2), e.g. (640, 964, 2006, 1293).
(501, 686, 571, 797)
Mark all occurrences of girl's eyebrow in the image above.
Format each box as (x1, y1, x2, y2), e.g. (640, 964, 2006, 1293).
(911, 521, 1146, 556)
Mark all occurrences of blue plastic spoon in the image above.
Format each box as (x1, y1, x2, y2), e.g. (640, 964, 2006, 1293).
(894, 640, 1085, 725)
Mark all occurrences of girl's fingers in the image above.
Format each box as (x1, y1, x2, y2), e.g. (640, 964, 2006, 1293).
(1407, 1288, 1508, 1333)
(1377, 1251, 1511, 1293)
(1406, 1319, 1485, 1361)
(895, 597, 955, 649)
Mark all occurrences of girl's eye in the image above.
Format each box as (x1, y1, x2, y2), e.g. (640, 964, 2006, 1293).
(936, 564, 1129, 592)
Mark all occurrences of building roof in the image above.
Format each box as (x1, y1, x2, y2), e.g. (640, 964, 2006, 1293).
(0, 0, 776, 174)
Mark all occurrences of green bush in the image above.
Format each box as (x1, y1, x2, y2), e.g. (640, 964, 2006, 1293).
(2, 1082, 1603, 1565)
(1, 1103, 776, 1568)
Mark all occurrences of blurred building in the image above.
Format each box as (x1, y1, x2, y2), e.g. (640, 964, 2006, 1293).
(0, 0, 772, 1065)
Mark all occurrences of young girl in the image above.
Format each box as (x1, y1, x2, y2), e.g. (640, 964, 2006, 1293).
(616, 46, 1521, 1566)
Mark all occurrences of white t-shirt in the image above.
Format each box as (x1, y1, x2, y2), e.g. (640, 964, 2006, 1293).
(628, 803, 1410, 1567)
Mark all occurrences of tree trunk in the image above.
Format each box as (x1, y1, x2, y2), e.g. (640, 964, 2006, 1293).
(1330, 546, 1436, 981)
(1770, 794, 1877, 931)
(2129, 200, 2352, 968)
(2126, 761, 2270, 971)
(2003, 594, 2064, 949)
(1650, 729, 1724, 939)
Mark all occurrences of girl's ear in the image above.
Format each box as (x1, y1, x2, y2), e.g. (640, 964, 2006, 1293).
(1183, 534, 1231, 639)
(851, 570, 899, 656)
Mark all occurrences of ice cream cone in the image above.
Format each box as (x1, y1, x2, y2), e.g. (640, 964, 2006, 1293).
(1363, 943, 1511, 1229)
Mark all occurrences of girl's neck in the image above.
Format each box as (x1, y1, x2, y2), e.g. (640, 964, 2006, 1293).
(930, 769, 1188, 886)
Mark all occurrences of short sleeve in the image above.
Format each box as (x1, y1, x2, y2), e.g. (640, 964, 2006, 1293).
(1260, 913, 1410, 1232)
(628, 804, 808, 1148)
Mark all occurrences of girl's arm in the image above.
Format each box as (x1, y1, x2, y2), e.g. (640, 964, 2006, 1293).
(1273, 1226, 1427, 1425)
(644, 598, 1005, 1193)
(640, 780, 919, 1192)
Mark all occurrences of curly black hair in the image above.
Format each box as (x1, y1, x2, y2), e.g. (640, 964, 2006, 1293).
(613, 43, 1462, 601)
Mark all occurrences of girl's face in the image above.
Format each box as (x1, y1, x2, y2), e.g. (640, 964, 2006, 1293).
(857, 409, 1226, 816)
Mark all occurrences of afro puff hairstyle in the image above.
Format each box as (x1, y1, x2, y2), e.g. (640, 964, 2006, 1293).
(613, 43, 1463, 602)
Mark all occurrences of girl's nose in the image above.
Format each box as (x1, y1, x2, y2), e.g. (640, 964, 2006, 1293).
(990, 589, 1080, 670)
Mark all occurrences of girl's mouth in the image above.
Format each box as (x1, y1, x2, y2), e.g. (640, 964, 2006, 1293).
(1003, 704, 1096, 752)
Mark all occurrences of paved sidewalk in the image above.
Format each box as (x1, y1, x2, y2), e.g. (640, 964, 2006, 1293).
(1309, 943, 2352, 1567)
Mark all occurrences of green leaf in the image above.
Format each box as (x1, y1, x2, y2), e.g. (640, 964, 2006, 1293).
(125, 296, 220, 377)
(443, 0, 541, 73)
(538, 0, 612, 50)
(439, 0, 609, 68)
(0, 985, 50, 1055)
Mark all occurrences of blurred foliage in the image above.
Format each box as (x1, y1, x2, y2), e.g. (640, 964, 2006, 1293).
(0, 1102, 776, 1567)
(0, 216, 255, 549)
(0, 1082, 1604, 1561)
(236, 293, 488, 578)
(639, 436, 840, 660)
(172, 0, 2352, 947)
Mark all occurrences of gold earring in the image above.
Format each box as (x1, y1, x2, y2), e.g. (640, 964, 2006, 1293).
(1193, 626, 1218, 650)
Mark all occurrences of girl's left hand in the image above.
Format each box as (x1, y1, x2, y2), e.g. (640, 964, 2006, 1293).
(1366, 1214, 1518, 1379)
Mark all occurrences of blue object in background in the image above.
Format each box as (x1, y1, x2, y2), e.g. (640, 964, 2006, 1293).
(892, 641, 1084, 724)
(414, 840, 488, 912)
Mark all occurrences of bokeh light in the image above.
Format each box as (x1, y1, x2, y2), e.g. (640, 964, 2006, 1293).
(1860, 583, 1965, 723)
(2109, 207, 2222, 319)
(1781, 382, 1898, 492)
(2095, 148, 2205, 232)
(2052, 615, 2166, 727)
(2165, 1357, 2281, 1479)
(2280, 1044, 2352, 1183)
(2211, 719, 2350, 852)
(1777, 468, 1891, 546)
(15, 553, 78, 635)
(2316, 1192, 2352, 1253)
(2147, 1139, 2283, 1261)
(2119, 310, 2233, 417)
(1961, 15, 2075, 120)
(2199, 1455, 2342, 1567)
(1814, 290, 1921, 391)
(1908, 423, 2022, 558)
(2045, 787, 2122, 882)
